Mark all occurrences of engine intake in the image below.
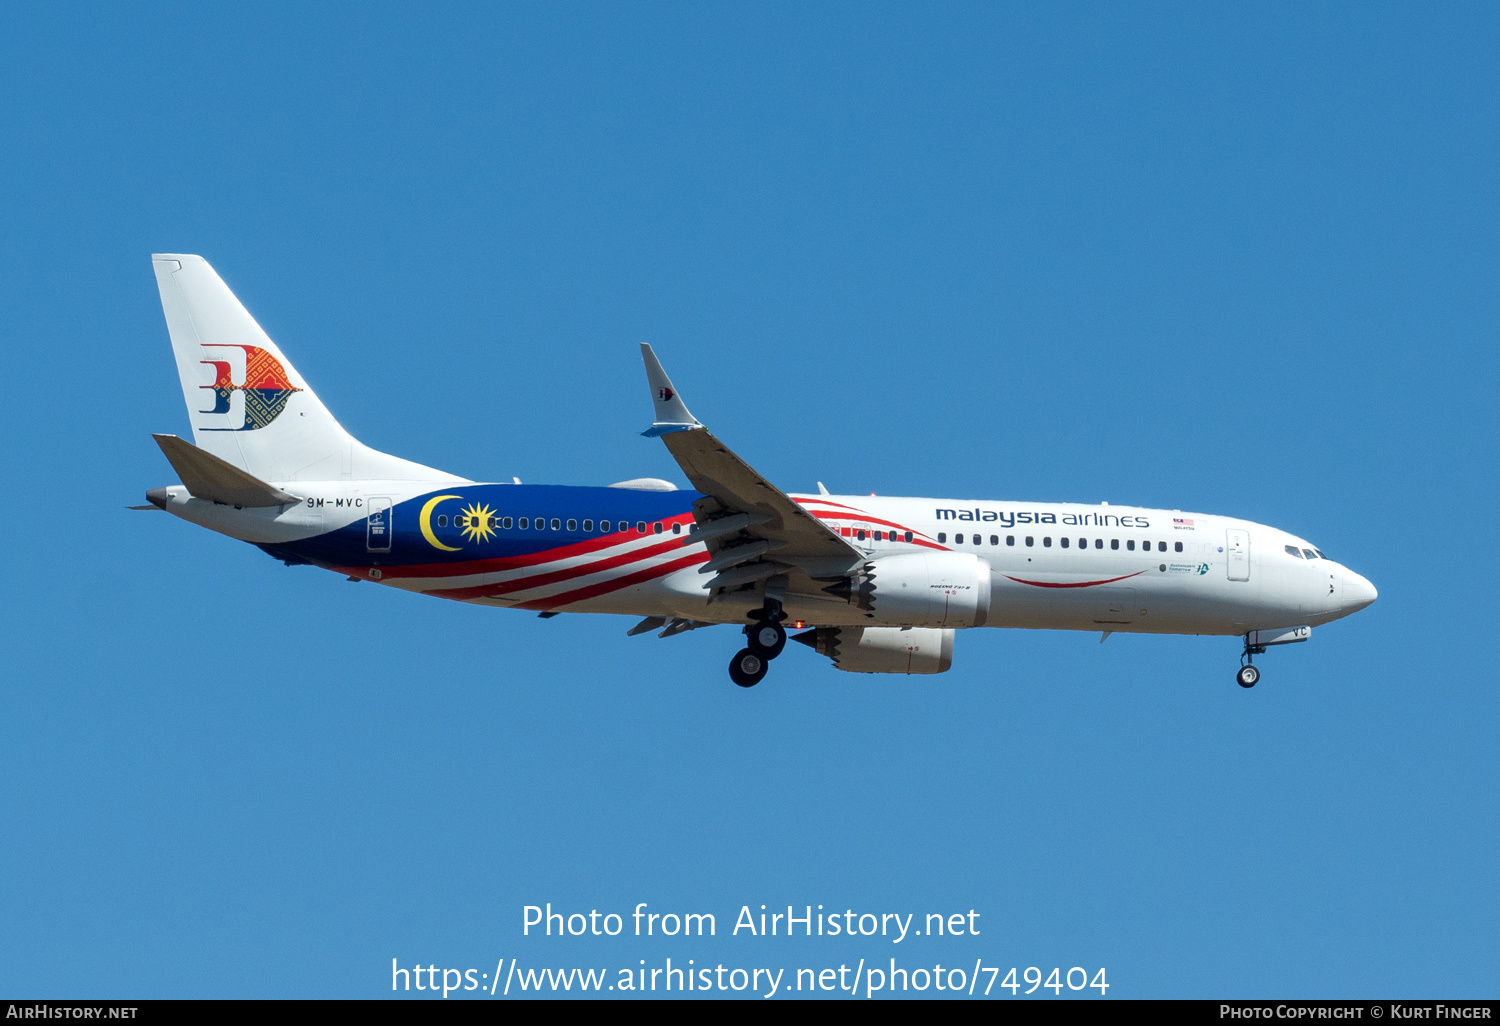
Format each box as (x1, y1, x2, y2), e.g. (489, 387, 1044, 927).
(823, 552, 991, 627)
(792, 626, 954, 674)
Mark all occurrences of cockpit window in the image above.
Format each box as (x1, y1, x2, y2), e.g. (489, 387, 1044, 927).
(1315, 549, 1329, 560)
(1302, 548, 1317, 559)
(1284, 545, 1304, 558)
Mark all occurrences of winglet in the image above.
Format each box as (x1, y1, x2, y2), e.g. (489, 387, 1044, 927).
(639, 344, 703, 437)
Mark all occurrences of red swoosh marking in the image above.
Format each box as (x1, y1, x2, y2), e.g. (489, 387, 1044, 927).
(1003, 570, 1148, 589)
(802, 508, 948, 550)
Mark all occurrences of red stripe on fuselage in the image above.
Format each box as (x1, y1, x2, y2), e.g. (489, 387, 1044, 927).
(512, 551, 712, 611)
(803, 509, 948, 551)
(789, 496, 867, 513)
(425, 535, 692, 601)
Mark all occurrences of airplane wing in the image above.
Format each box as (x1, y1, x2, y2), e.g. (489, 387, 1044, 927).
(638, 345, 865, 598)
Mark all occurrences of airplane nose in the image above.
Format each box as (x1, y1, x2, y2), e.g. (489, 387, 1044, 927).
(1343, 571, 1377, 613)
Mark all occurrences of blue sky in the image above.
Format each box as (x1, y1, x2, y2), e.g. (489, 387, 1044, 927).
(1, 2, 1496, 998)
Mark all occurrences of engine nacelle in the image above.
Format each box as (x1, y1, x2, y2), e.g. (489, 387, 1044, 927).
(793, 626, 955, 674)
(823, 552, 991, 627)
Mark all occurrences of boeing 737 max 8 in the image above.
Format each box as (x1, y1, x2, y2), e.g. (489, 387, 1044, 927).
(136, 255, 1377, 688)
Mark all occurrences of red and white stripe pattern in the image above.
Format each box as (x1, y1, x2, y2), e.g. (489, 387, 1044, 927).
(337, 512, 708, 613)
(787, 496, 947, 551)
(339, 499, 940, 613)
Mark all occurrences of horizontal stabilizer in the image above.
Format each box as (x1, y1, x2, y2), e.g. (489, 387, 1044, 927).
(152, 434, 301, 508)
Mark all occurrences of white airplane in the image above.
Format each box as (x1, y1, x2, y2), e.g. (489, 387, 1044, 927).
(138, 255, 1376, 689)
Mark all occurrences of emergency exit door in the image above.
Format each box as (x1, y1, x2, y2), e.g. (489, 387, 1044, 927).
(1226, 529, 1250, 582)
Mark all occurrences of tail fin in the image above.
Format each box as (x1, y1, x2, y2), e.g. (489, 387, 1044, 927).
(151, 254, 459, 484)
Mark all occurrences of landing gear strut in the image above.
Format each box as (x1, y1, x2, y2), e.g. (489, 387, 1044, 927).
(728, 601, 786, 687)
(1237, 635, 1266, 688)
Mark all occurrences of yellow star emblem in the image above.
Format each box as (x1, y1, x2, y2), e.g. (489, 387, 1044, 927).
(458, 502, 497, 543)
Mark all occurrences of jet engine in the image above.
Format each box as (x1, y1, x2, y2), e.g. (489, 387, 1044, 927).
(792, 625, 955, 674)
(822, 552, 991, 628)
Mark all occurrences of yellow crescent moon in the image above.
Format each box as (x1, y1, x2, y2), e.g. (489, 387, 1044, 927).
(419, 495, 464, 552)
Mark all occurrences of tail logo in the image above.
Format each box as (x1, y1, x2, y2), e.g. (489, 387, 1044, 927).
(198, 345, 302, 431)
(657, 387, 675, 402)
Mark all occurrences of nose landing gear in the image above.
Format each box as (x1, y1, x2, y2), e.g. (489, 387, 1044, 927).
(1237, 635, 1267, 688)
(728, 601, 787, 687)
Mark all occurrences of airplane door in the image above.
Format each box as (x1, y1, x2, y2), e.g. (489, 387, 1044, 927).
(367, 497, 393, 553)
(853, 522, 875, 554)
(1226, 529, 1250, 581)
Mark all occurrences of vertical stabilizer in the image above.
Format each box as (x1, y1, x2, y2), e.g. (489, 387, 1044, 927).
(151, 255, 460, 484)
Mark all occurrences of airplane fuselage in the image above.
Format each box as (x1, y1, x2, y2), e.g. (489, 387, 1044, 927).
(150, 481, 1376, 637)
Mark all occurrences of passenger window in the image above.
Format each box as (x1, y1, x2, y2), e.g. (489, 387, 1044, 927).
(673, 523, 682, 534)
(567, 519, 577, 531)
(503, 517, 513, 529)
(990, 535, 998, 546)
(937, 533, 946, 543)
(1043, 537, 1052, 547)
(582, 519, 592, 532)
(1127, 540, 1135, 551)
(1159, 541, 1167, 552)
(1174, 541, 1182, 552)
(1007, 535, 1015, 546)
(1285, 545, 1303, 558)
(1078, 538, 1086, 549)
(857, 529, 867, 540)
(953, 533, 962, 544)
(653, 522, 663, 534)
(437, 515, 448, 527)
(550, 518, 561, 530)
(1025, 536, 1033, 547)
(1060, 537, 1069, 548)
(1111, 539, 1119, 550)
(875, 530, 884, 541)
(1095, 538, 1103, 549)
(518, 517, 529, 529)
(904, 531, 913, 542)
(1302, 548, 1317, 559)
(490, 516, 499, 529)
(636, 522, 646, 533)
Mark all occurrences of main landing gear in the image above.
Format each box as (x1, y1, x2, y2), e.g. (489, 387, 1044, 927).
(728, 602, 787, 688)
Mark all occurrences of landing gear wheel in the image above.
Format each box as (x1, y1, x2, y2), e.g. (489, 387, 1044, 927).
(729, 648, 769, 688)
(1236, 664, 1260, 688)
(746, 619, 787, 659)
